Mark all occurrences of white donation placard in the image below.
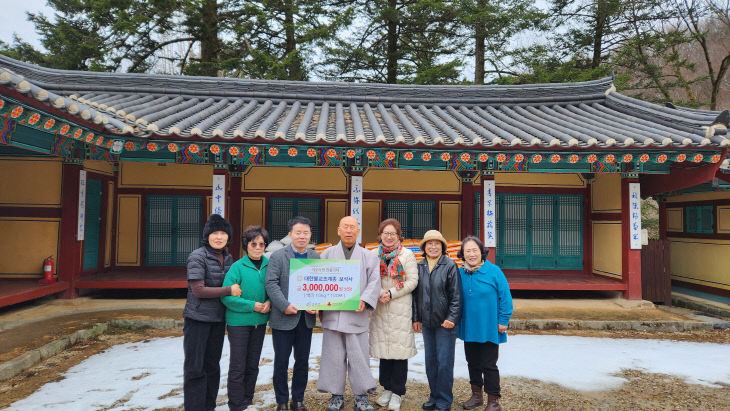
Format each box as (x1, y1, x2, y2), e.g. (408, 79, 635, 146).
(288, 259, 361, 310)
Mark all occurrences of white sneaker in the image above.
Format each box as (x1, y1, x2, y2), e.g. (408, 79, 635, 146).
(376, 390, 392, 407)
(387, 394, 401, 410)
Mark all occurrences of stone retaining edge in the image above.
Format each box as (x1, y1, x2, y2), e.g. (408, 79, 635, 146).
(0, 322, 108, 381)
(0, 317, 725, 382)
(508, 319, 719, 331)
(109, 318, 184, 330)
(671, 294, 730, 319)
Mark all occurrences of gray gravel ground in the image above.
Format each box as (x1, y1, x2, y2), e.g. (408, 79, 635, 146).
(237, 371, 730, 411)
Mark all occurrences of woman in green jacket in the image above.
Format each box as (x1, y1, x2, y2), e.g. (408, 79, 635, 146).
(221, 225, 271, 411)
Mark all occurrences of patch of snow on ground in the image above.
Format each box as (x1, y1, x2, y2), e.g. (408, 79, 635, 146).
(6, 334, 730, 410)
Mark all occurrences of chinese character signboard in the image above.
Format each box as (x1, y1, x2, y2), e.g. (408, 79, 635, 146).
(629, 183, 642, 249)
(288, 259, 361, 310)
(350, 176, 363, 244)
(212, 175, 225, 218)
(483, 180, 496, 247)
(77, 170, 86, 241)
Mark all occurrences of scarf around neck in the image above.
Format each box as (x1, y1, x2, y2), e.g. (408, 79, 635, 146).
(378, 242, 405, 290)
(463, 259, 484, 273)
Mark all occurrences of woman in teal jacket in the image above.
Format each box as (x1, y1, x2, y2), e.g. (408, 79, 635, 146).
(221, 225, 271, 411)
(457, 236, 513, 411)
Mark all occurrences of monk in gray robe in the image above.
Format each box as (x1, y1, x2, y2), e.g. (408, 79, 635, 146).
(318, 216, 381, 411)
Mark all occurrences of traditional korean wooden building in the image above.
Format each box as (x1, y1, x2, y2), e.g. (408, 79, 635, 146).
(0, 54, 728, 307)
(657, 153, 730, 297)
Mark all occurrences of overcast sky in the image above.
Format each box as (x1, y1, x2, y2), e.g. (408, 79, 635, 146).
(0, 0, 53, 48)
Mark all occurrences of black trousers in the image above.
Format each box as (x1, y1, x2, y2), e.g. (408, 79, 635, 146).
(464, 341, 500, 397)
(227, 324, 267, 411)
(379, 359, 408, 396)
(184, 318, 226, 411)
(271, 315, 313, 404)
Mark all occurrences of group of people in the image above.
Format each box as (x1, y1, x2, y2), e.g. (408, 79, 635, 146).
(182, 213, 513, 411)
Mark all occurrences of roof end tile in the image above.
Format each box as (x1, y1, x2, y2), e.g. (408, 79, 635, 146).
(52, 96, 65, 108)
(16, 80, 30, 93)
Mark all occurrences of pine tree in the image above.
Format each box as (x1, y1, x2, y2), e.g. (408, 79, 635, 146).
(321, 0, 462, 84)
(0, 0, 349, 80)
(455, 0, 546, 84)
(222, 0, 352, 80)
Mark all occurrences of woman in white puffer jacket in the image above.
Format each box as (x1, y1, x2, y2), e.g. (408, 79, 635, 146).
(369, 218, 419, 411)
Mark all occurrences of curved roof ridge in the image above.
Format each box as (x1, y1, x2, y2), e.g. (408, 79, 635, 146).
(664, 101, 723, 116)
(0, 54, 613, 103)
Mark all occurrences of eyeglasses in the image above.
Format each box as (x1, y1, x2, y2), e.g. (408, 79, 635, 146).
(381, 232, 398, 237)
(249, 242, 266, 248)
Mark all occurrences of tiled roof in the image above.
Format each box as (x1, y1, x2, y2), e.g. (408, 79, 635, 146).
(0, 55, 728, 149)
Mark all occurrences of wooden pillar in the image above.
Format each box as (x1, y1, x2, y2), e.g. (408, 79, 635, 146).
(621, 175, 642, 300)
(58, 161, 84, 299)
(658, 199, 667, 240)
(109, 163, 120, 268)
(460, 173, 475, 239)
(583, 182, 593, 276)
(229, 171, 243, 259)
(482, 172, 496, 264)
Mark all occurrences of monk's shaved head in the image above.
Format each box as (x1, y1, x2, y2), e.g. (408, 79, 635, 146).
(339, 216, 359, 228)
(338, 216, 360, 247)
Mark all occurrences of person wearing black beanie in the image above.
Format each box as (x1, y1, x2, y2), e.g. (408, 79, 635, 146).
(183, 214, 241, 411)
(202, 213, 233, 246)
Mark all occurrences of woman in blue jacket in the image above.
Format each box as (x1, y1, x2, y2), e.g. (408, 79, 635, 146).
(457, 236, 513, 411)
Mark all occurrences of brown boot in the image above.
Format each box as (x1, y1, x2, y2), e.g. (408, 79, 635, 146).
(461, 384, 484, 410)
(482, 394, 501, 411)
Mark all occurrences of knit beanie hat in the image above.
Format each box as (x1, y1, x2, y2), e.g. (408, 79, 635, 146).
(202, 214, 233, 245)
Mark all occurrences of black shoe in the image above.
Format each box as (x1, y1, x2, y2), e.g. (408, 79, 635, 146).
(290, 401, 308, 411)
(276, 404, 289, 411)
(422, 401, 436, 410)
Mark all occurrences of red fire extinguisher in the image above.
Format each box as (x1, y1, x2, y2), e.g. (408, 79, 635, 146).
(39, 256, 56, 285)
